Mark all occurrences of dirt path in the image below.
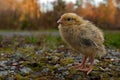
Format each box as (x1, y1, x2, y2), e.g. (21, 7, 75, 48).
(0, 31, 59, 36)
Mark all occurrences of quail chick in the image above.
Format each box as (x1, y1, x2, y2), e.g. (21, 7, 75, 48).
(57, 13, 106, 75)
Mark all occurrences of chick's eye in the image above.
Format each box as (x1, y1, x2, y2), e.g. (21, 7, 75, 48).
(67, 18, 71, 21)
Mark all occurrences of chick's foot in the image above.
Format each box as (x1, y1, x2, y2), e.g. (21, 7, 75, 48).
(78, 66, 93, 75)
(75, 63, 86, 69)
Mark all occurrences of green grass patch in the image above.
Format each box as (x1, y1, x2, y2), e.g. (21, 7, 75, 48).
(45, 34, 63, 49)
(104, 31, 120, 48)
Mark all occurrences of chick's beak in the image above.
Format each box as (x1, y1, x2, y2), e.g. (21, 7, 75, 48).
(57, 19, 62, 24)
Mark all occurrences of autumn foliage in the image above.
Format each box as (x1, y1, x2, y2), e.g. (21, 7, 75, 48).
(0, 0, 120, 30)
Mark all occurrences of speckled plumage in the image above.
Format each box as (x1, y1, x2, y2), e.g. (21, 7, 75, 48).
(57, 13, 106, 74)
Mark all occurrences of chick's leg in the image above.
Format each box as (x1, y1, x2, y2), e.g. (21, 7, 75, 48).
(75, 56, 88, 69)
(86, 57, 94, 75)
(79, 56, 94, 75)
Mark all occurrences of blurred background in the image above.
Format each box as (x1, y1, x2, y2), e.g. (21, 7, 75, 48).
(0, 0, 120, 30)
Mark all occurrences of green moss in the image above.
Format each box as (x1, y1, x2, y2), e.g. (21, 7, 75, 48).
(69, 68, 77, 74)
(26, 62, 45, 71)
(93, 66, 100, 71)
(60, 57, 74, 66)
(14, 74, 30, 80)
(101, 73, 110, 78)
(46, 64, 54, 71)
(0, 76, 5, 80)
(54, 53, 64, 58)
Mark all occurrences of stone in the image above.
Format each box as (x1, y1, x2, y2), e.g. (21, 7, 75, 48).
(20, 67, 32, 74)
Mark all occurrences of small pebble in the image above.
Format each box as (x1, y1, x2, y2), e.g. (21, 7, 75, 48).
(62, 71, 69, 76)
(12, 63, 18, 66)
(20, 67, 32, 74)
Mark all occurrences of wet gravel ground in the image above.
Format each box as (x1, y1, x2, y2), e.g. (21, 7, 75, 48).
(0, 46, 120, 80)
(0, 32, 120, 80)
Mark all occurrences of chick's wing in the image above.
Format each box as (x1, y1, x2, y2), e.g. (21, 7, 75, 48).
(78, 22, 103, 48)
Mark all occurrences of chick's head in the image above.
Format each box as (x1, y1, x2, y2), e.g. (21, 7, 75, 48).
(57, 13, 83, 26)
